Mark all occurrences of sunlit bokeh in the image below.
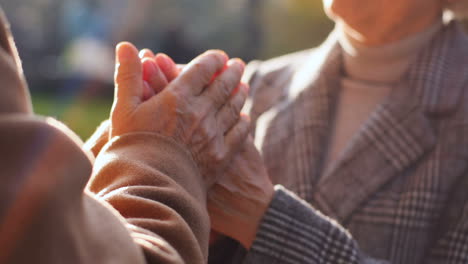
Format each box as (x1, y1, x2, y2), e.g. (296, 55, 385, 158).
(3, 0, 333, 139)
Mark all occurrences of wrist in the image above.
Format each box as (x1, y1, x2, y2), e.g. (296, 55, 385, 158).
(237, 183, 274, 249)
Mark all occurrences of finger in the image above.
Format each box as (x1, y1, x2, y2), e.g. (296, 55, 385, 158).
(139, 48, 155, 59)
(142, 58, 168, 94)
(176, 64, 184, 72)
(216, 83, 249, 133)
(155, 53, 179, 82)
(171, 50, 228, 96)
(224, 114, 251, 156)
(114, 42, 143, 108)
(201, 58, 245, 110)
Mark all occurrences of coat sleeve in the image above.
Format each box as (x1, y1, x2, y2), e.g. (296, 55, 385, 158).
(238, 184, 468, 264)
(0, 115, 211, 264)
(83, 113, 212, 263)
(0, 116, 147, 264)
(241, 186, 387, 264)
(87, 132, 210, 264)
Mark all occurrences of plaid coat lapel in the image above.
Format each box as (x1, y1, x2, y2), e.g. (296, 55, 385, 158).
(313, 21, 468, 223)
(255, 33, 342, 201)
(314, 88, 437, 222)
(287, 37, 343, 201)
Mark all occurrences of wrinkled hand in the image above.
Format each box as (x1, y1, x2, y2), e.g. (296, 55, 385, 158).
(83, 51, 178, 156)
(207, 136, 275, 249)
(139, 49, 180, 100)
(111, 43, 251, 188)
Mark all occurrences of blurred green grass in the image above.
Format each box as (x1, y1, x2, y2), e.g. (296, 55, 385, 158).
(32, 93, 113, 140)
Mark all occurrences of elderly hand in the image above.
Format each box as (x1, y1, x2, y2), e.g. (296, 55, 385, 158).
(111, 42, 250, 188)
(207, 136, 275, 249)
(137, 50, 275, 248)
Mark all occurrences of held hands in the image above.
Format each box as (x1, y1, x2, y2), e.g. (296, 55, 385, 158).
(136, 49, 275, 249)
(207, 136, 274, 249)
(111, 42, 250, 188)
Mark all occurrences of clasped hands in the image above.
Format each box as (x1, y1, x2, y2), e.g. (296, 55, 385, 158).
(111, 42, 274, 249)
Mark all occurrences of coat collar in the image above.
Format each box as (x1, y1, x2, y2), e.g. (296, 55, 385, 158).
(272, 31, 342, 200)
(287, 21, 468, 221)
(411, 21, 468, 115)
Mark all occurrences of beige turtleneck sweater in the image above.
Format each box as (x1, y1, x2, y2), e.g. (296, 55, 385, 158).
(323, 21, 442, 175)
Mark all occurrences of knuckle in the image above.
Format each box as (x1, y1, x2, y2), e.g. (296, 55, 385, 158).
(194, 61, 213, 84)
(205, 51, 225, 66)
(233, 93, 246, 113)
(241, 117, 252, 132)
(236, 119, 250, 139)
(232, 63, 243, 77)
(208, 80, 229, 105)
(231, 125, 242, 141)
(197, 123, 215, 141)
(185, 109, 199, 124)
(169, 87, 187, 103)
(207, 126, 217, 140)
(214, 78, 231, 97)
(169, 84, 190, 101)
(211, 149, 225, 164)
(116, 68, 137, 84)
(193, 100, 210, 118)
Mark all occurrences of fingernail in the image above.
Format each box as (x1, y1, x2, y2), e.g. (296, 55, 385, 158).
(139, 49, 153, 59)
(227, 58, 245, 71)
(116, 42, 138, 62)
(206, 50, 229, 64)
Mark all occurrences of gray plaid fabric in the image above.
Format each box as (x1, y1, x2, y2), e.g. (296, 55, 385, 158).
(237, 21, 468, 263)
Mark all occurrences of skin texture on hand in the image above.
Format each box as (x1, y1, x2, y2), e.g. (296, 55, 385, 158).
(207, 136, 275, 249)
(111, 42, 251, 189)
(137, 50, 274, 248)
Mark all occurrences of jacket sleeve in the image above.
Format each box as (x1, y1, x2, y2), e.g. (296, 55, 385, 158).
(240, 185, 468, 264)
(0, 116, 147, 264)
(87, 132, 210, 264)
(83, 119, 110, 157)
(82, 110, 212, 263)
(0, 115, 210, 264)
(242, 186, 387, 264)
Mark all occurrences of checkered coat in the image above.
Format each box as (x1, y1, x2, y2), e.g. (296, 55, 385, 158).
(234, 21, 468, 263)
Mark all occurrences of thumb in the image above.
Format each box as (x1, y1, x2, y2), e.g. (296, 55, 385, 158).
(114, 42, 143, 109)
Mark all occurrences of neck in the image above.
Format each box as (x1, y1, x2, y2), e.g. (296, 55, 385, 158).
(338, 19, 443, 84)
(340, 10, 444, 46)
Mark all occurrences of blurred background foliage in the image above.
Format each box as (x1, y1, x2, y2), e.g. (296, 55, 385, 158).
(3, 0, 332, 139)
